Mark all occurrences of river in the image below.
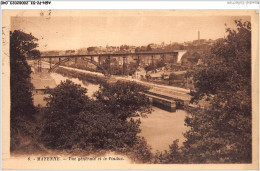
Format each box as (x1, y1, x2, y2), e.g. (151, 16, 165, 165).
(49, 71, 188, 153)
(50, 72, 100, 98)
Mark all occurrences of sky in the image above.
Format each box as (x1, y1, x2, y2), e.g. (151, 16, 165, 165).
(11, 15, 250, 51)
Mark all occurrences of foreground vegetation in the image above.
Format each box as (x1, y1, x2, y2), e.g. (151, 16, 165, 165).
(41, 80, 152, 163)
(154, 20, 252, 163)
(10, 30, 153, 163)
(10, 30, 39, 152)
(11, 20, 252, 163)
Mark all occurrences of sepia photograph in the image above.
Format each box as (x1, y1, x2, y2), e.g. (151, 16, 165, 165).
(2, 9, 259, 170)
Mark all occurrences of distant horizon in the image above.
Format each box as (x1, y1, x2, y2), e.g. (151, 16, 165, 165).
(38, 38, 214, 53)
(11, 14, 250, 52)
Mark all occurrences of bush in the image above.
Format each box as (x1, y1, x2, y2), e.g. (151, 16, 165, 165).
(94, 80, 152, 120)
(72, 109, 141, 150)
(39, 79, 153, 163)
(40, 80, 89, 149)
(117, 136, 153, 163)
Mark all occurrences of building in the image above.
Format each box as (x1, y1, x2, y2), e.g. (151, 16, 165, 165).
(31, 73, 57, 107)
(162, 71, 171, 80)
(148, 71, 164, 80)
(133, 66, 146, 80)
(77, 48, 88, 55)
(41, 51, 60, 56)
(65, 50, 76, 55)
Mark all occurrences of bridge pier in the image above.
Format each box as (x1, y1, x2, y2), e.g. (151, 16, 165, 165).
(161, 54, 165, 61)
(75, 57, 77, 63)
(151, 55, 154, 66)
(123, 56, 127, 75)
(37, 59, 42, 72)
(98, 56, 101, 65)
(176, 51, 187, 63)
(67, 56, 70, 66)
(49, 57, 52, 71)
(108, 55, 111, 75)
(137, 55, 140, 66)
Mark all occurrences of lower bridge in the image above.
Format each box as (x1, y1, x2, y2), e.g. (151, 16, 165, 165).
(144, 88, 191, 112)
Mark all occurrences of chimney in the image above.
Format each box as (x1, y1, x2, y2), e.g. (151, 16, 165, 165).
(198, 30, 200, 45)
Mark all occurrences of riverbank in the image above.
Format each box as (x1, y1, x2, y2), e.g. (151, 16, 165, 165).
(56, 64, 191, 93)
(50, 67, 189, 153)
(54, 67, 106, 85)
(50, 72, 100, 99)
(30, 65, 189, 154)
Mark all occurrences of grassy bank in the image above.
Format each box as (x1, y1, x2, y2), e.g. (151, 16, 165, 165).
(54, 67, 106, 85)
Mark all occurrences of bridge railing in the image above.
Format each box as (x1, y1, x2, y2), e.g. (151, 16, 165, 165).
(27, 51, 179, 59)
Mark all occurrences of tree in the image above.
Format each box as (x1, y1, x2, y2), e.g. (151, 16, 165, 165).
(10, 30, 39, 119)
(98, 58, 113, 75)
(40, 80, 89, 149)
(100, 58, 123, 75)
(146, 44, 153, 51)
(126, 62, 139, 75)
(144, 64, 155, 72)
(157, 20, 252, 163)
(135, 47, 141, 53)
(144, 60, 166, 72)
(120, 45, 130, 51)
(91, 81, 153, 161)
(156, 60, 166, 68)
(87, 47, 96, 52)
(28, 49, 41, 59)
(10, 30, 39, 151)
(40, 80, 153, 162)
(94, 81, 152, 121)
(72, 104, 142, 150)
(186, 20, 251, 163)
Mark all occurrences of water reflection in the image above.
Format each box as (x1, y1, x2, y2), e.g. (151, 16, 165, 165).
(50, 72, 100, 99)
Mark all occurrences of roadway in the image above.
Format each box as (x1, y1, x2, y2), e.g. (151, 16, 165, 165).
(59, 65, 191, 102)
(37, 61, 191, 102)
